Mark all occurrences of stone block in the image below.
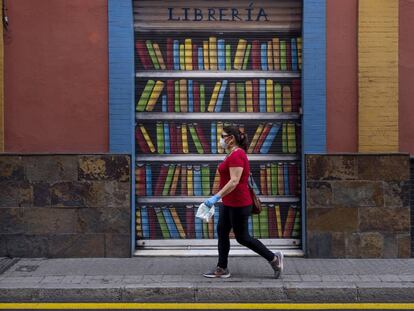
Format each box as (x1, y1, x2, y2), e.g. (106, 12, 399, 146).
(346, 233, 386, 258)
(382, 235, 398, 258)
(25, 156, 78, 183)
(77, 206, 130, 234)
(0, 234, 7, 256)
(0, 156, 24, 181)
(306, 181, 332, 208)
(84, 181, 130, 208)
(48, 234, 105, 257)
(359, 206, 410, 233)
(358, 155, 410, 182)
(383, 181, 410, 208)
(397, 234, 411, 258)
(33, 183, 51, 207)
(50, 182, 91, 207)
(306, 155, 358, 180)
(105, 234, 131, 257)
(78, 156, 130, 182)
(0, 181, 33, 207)
(307, 232, 332, 258)
(331, 232, 346, 258)
(5, 234, 49, 257)
(332, 181, 383, 208)
(0, 207, 24, 234)
(24, 207, 78, 234)
(307, 208, 358, 232)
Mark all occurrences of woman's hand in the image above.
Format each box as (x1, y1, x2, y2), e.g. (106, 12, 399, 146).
(203, 194, 221, 208)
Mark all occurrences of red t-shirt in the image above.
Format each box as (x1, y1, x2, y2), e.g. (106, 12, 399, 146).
(218, 148, 253, 207)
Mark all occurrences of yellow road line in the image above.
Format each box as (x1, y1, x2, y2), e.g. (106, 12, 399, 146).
(1, 303, 414, 310)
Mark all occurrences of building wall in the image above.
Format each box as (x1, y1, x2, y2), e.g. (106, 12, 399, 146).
(399, 0, 414, 155)
(326, 0, 358, 153)
(4, 0, 109, 153)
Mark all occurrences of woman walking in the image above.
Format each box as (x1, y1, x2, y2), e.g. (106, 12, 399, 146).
(202, 125, 284, 279)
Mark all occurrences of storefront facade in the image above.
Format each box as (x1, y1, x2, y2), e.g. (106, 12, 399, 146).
(0, 0, 412, 258)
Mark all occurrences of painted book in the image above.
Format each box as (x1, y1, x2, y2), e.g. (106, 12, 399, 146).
(234, 39, 247, 70)
(146, 80, 164, 112)
(136, 80, 155, 112)
(136, 40, 152, 70)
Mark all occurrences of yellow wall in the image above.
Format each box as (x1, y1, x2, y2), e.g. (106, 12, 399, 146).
(358, 0, 399, 152)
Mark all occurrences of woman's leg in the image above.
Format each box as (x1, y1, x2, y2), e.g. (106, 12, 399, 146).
(230, 207, 275, 262)
(217, 205, 232, 269)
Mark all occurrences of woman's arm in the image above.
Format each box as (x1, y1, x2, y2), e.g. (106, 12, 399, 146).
(216, 166, 243, 198)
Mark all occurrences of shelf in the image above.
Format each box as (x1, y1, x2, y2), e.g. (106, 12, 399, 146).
(135, 154, 298, 162)
(136, 112, 300, 121)
(136, 196, 300, 204)
(136, 70, 300, 79)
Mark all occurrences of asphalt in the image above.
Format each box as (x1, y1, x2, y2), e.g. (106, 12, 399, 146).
(0, 257, 414, 303)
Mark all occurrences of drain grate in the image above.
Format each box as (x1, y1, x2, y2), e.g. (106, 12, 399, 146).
(0, 258, 20, 275)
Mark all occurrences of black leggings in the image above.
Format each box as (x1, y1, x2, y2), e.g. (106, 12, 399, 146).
(217, 205, 275, 269)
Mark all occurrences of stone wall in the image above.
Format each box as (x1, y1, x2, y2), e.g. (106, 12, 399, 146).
(0, 155, 131, 257)
(306, 154, 411, 258)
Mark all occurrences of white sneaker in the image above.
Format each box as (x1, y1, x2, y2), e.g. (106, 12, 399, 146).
(270, 251, 284, 279)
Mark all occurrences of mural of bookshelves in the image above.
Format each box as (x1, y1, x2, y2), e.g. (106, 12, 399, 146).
(135, 29, 302, 245)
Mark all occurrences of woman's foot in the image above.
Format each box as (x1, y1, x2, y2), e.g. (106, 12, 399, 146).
(203, 266, 231, 278)
(270, 251, 284, 279)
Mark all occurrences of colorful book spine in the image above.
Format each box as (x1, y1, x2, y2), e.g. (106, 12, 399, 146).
(201, 164, 211, 196)
(252, 40, 260, 70)
(203, 40, 210, 70)
(280, 40, 287, 71)
(193, 165, 202, 196)
(200, 84, 206, 112)
(252, 79, 259, 112)
(203, 221, 209, 239)
(136, 80, 155, 112)
(272, 38, 280, 70)
(155, 164, 168, 196)
(164, 122, 171, 154)
(259, 79, 266, 112)
(145, 164, 152, 196)
(215, 80, 228, 112)
(275, 204, 283, 238)
(208, 81, 222, 112)
(181, 165, 187, 196)
(225, 44, 231, 70)
(266, 164, 272, 195)
(181, 123, 189, 153)
(186, 205, 195, 238)
(252, 214, 261, 238)
(270, 163, 277, 196)
(170, 207, 186, 239)
(188, 79, 194, 112)
(173, 40, 180, 70)
(195, 211, 203, 239)
(248, 123, 264, 153)
(155, 207, 170, 238)
(186, 165, 193, 196)
(261, 43, 267, 71)
(156, 121, 164, 154)
(217, 121, 224, 154)
(136, 164, 145, 196)
(286, 39, 292, 71)
(242, 43, 252, 70)
(234, 39, 247, 70)
(288, 162, 298, 195)
(291, 38, 298, 71)
(287, 123, 297, 153)
(179, 79, 187, 112)
(162, 164, 175, 196)
(248, 216, 253, 236)
(260, 164, 267, 195)
(195, 125, 210, 153)
(245, 80, 253, 112)
(162, 207, 179, 239)
(193, 81, 200, 112)
(267, 205, 277, 238)
(278, 162, 284, 195)
(135, 125, 150, 153)
(167, 80, 174, 112)
(274, 83, 283, 112)
(291, 209, 301, 238)
(266, 79, 274, 112)
(198, 46, 204, 70)
(166, 38, 173, 70)
(283, 85, 292, 112)
(169, 164, 180, 195)
(153, 42, 166, 70)
(284, 163, 290, 196)
(140, 206, 150, 238)
(179, 44, 185, 70)
(146, 40, 160, 69)
(146, 80, 164, 112)
(212, 168, 220, 193)
(283, 206, 296, 238)
(188, 123, 204, 154)
(297, 37, 302, 70)
(260, 123, 281, 154)
(211, 122, 217, 154)
(209, 37, 217, 70)
(254, 122, 272, 153)
(259, 207, 269, 238)
(236, 82, 246, 112)
(139, 124, 156, 153)
(229, 82, 236, 112)
(282, 123, 288, 153)
(170, 122, 177, 154)
(185, 38, 193, 71)
(148, 207, 157, 239)
(176, 124, 182, 153)
(292, 79, 301, 112)
(136, 40, 152, 70)
(192, 43, 198, 70)
(214, 212, 219, 239)
(174, 80, 180, 112)
(218, 39, 225, 70)
(267, 41, 273, 70)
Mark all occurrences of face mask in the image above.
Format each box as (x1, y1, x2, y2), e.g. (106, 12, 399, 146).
(220, 138, 228, 149)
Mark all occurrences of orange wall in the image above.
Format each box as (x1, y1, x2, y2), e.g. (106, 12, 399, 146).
(4, 0, 108, 152)
(326, 0, 358, 153)
(399, 0, 414, 155)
